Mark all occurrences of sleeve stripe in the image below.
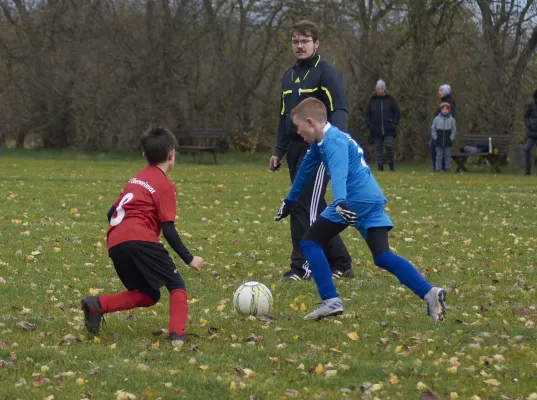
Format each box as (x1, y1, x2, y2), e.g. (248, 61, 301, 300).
(321, 86, 334, 111)
(281, 90, 293, 115)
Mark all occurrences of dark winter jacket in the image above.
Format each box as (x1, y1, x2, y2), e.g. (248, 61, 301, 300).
(273, 53, 348, 158)
(434, 94, 457, 119)
(366, 94, 401, 138)
(524, 90, 537, 139)
(431, 113, 456, 148)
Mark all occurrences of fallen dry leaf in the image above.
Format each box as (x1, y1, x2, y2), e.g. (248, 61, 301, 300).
(418, 390, 440, 400)
(136, 364, 149, 372)
(347, 332, 359, 341)
(314, 363, 324, 375)
(417, 382, 427, 390)
(115, 390, 137, 400)
(16, 321, 36, 331)
(59, 334, 79, 344)
(33, 376, 51, 387)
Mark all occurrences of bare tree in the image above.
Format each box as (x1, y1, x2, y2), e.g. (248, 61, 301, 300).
(474, 0, 537, 134)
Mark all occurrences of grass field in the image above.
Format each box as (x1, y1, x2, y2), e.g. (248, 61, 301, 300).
(1, 151, 537, 400)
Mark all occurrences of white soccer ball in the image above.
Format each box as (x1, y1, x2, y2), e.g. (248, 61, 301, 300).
(233, 281, 273, 316)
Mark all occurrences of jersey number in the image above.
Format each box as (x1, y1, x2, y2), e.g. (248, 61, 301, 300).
(344, 133, 369, 168)
(110, 193, 133, 226)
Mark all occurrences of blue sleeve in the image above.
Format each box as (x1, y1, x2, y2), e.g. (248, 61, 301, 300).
(286, 145, 321, 202)
(324, 136, 348, 205)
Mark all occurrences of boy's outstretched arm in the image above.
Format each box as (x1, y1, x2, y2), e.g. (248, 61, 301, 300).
(162, 222, 203, 270)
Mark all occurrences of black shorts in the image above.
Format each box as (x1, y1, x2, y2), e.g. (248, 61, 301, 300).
(109, 241, 185, 301)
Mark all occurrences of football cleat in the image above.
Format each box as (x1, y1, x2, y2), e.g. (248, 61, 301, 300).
(304, 297, 344, 321)
(424, 287, 447, 323)
(81, 296, 105, 335)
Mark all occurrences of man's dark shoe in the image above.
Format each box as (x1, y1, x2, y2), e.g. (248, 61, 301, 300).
(389, 163, 395, 171)
(378, 164, 384, 171)
(81, 296, 104, 335)
(283, 267, 311, 281)
(331, 269, 355, 279)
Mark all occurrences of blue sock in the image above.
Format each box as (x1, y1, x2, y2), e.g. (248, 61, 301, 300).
(374, 251, 432, 299)
(300, 240, 339, 300)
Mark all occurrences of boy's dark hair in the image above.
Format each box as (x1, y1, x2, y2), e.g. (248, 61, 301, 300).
(141, 124, 177, 165)
(291, 20, 320, 42)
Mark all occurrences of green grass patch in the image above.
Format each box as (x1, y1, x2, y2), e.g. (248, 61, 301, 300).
(1, 155, 536, 399)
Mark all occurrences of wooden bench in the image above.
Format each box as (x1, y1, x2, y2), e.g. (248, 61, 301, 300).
(451, 134, 511, 173)
(176, 128, 224, 163)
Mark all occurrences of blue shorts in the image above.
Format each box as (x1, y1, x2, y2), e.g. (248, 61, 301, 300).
(320, 202, 394, 239)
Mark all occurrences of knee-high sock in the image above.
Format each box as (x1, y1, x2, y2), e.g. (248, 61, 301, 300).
(99, 291, 156, 313)
(169, 289, 189, 335)
(374, 251, 432, 298)
(300, 240, 339, 300)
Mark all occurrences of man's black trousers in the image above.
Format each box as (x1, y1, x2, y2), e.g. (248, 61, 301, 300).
(286, 139, 352, 274)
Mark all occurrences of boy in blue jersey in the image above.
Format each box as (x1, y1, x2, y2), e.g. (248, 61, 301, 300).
(275, 98, 447, 323)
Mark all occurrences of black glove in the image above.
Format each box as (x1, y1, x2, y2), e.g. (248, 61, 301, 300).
(335, 202, 358, 225)
(275, 199, 294, 221)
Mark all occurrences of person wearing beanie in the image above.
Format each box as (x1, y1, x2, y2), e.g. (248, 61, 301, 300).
(366, 80, 401, 171)
(431, 102, 456, 172)
(523, 89, 537, 175)
(430, 84, 457, 171)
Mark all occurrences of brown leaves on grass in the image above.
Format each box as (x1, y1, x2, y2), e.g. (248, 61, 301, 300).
(418, 391, 440, 400)
(33, 376, 50, 387)
(16, 321, 36, 331)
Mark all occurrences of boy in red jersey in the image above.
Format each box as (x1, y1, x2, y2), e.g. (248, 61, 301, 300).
(81, 125, 204, 344)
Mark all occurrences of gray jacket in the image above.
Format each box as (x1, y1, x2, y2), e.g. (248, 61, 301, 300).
(431, 114, 456, 148)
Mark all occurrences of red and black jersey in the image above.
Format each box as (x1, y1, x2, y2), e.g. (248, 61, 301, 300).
(107, 165, 176, 250)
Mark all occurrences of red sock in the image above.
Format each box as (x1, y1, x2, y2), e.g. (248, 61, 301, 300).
(169, 289, 188, 336)
(99, 291, 156, 313)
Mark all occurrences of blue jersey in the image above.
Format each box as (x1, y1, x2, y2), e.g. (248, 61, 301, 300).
(287, 124, 386, 205)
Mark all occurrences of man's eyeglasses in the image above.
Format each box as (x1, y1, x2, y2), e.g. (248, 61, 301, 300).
(292, 39, 313, 46)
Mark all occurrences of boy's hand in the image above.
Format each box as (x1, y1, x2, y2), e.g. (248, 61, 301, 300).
(275, 199, 294, 221)
(188, 256, 204, 271)
(336, 202, 358, 225)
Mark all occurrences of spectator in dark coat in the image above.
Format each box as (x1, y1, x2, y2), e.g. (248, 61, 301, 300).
(430, 84, 456, 171)
(366, 80, 401, 171)
(523, 89, 537, 175)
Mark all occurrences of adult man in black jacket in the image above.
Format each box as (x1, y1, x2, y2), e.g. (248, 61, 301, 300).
(366, 80, 401, 171)
(269, 20, 352, 281)
(524, 89, 537, 176)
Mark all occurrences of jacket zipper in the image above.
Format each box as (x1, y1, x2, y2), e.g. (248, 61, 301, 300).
(381, 101, 385, 136)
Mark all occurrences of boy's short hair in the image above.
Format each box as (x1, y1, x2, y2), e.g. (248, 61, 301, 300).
(292, 98, 327, 122)
(141, 124, 177, 165)
(291, 20, 320, 42)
